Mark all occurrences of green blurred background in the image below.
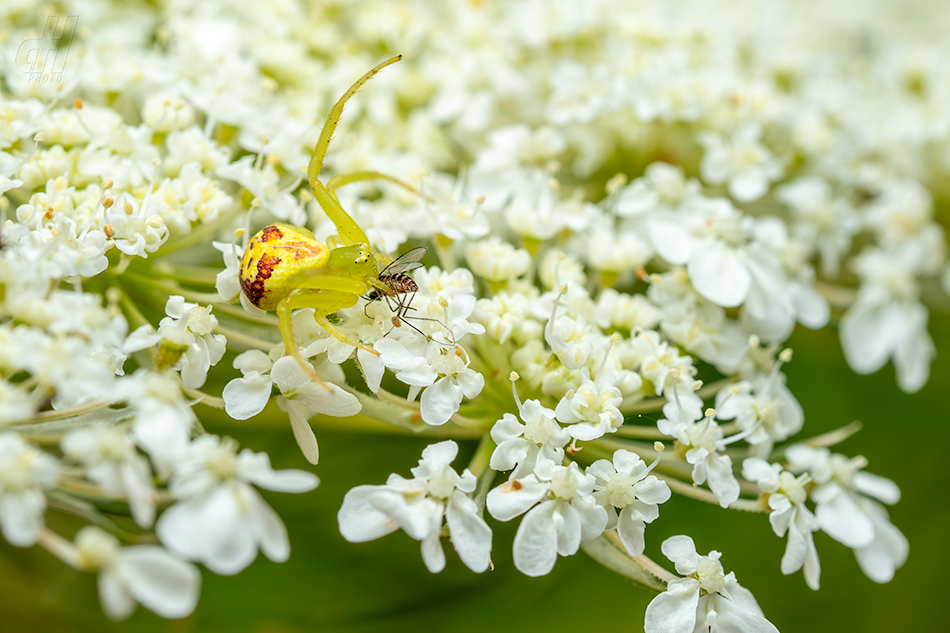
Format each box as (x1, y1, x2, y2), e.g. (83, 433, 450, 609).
(1, 314, 947, 633)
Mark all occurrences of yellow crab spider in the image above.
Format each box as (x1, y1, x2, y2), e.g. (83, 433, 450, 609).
(239, 55, 412, 388)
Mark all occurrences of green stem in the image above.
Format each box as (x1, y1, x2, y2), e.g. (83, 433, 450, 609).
(469, 433, 497, 515)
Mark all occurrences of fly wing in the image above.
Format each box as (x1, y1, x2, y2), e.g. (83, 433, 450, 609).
(380, 246, 427, 275)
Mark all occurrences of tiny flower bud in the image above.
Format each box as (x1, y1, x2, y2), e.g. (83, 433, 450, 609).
(606, 173, 628, 195)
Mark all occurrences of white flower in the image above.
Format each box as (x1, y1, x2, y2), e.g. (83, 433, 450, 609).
(489, 382, 570, 479)
(657, 398, 740, 508)
(215, 155, 304, 225)
(644, 535, 779, 633)
(74, 526, 200, 620)
(776, 176, 859, 278)
(0, 434, 60, 546)
(785, 445, 907, 583)
(62, 426, 158, 528)
(132, 296, 227, 390)
(487, 460, 607, 576)
(587, 450, 670, 556)
(699, 123, 783, 202)
(554, 367, 624, 441)
(742, 458, 820, 589)
(222, 351, 361, 464)
(338, 440, 492, 573)
(374, 337, 484, 426)
(840, 247, 934, 393)
(120, 368, 196, 476)
(614, 161, 703, 220)
(648, 197, 792, 323)
(714, 371, 803, 457)
(156, 435, 318, 575)
(108, 193, 169, 258)
(466, 237, 532, 282)
(632, 330, 697, 397)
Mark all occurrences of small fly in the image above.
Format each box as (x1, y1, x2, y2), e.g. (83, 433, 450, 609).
(363, 246, 458, 347)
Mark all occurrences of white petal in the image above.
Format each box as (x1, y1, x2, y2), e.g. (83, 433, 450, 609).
(840, 303, 898, 374)
(238, 450, 319, 492)
(648, 215, 700, 265)
(486, 476, 549, 521)
(853, 498, 908, 583)
(853, 471, 901, 505)
(359, 347, 386, 393)
(617, 507, 646, 556)
(293, 382, 363, 417)
(222, 374, 272, 420)
(815, 486, 874, 548)
(271, 356, 314, 392)
(446, 491, 492, 573)
(419, 440, 459, 468)
(0, 490, 45, 547)
(420, 377, 463, 426)
(283, 400, 320, 465)
(706, 453, 740, 508)
(233, 350, 273, 374)
(419, 510, 446, 573)
(661, 535, 699, 573)
(247, 490, 290, 563)
(338, 486, 401, 542)
(99, 570, 135, 620)
(554, 501, 581, 557)
(512, 502, 559, 577)
(688, 241, 751, 308)
(644, 578, 700, 633)
(456, 369, 485, 399)
(117, 547, 201, 618)
(708, 593, 780, 633)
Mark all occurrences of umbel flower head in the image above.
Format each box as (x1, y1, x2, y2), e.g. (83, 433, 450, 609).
(0, 0, 941, 627)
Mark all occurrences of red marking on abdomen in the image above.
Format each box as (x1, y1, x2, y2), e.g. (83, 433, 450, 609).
(240, 252, 281, 307)
(260, 225, 284, 242)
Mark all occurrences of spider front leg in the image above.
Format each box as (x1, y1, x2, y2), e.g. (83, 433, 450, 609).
(326, 171, 430, 202)
(308, 55, 402, 246)
(276, 269, 381, 382)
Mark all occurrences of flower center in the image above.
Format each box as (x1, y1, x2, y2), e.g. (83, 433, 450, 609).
(523, 414, 554, 445)
(695, 556, 725, 594)
(606, 471, 638, 508)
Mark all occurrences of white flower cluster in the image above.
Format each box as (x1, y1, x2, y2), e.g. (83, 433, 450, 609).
(1, 0, 945, 629)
